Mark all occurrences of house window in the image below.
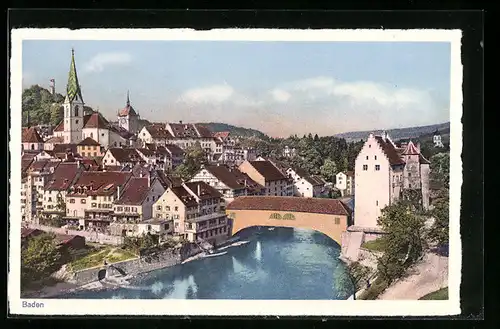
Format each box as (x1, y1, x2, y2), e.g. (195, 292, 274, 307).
(369, 144, 371, 148)
(174, 206, 178, 211)
(363, 165, 368, 171)
(82, 152, 85, 156)
(376, 200, 379, 206)
(75, 119, 79, 124)
(93, 152, 97, 156)
(408, 173, 412, 177)
(374, 156, 377, 160)
(157, 205, 162, 211)
(334, 217, 340, 225)
(409, 184, 412, 188)
(90, 132, 93, 139)
(81, 199, 86, 204)
(69, 199, 75, 203)
(366, 156, 368, 160)
(375, 165, 380, 171)
(92, 196, 97, 200)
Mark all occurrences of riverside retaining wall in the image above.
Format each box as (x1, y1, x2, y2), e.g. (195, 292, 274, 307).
(70, 243, 202, 286)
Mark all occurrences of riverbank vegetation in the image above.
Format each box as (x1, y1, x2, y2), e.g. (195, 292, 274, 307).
(21, 233, 64, 290)
(360, 239, 386, 252)
(419, 287, 448, 300)
(68, 246, 137, 272)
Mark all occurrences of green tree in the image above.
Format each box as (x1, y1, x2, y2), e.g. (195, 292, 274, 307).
(375, 200, 428, 284)
(50, 104, 64, 126)
(428, 187, 449, 246)
(430, 152, 450, 188)
(21, 233, 62, 286)
(174, 142, 207, 180)
(22, 85, 65, 126)
(320, 158, 338, 183)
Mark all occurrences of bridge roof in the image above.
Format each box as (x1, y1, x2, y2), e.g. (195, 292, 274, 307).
(227, 196, 351, 217)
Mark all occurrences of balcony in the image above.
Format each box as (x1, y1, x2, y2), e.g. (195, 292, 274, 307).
(185, 212, 226, 223)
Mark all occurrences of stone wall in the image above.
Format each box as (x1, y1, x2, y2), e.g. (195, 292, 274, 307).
(70, 243, 202, 286)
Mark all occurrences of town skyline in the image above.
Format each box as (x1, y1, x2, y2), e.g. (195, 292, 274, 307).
(22, 40, 451, 137)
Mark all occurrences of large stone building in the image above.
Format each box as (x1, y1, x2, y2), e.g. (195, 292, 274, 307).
(354, 132, 431, 230)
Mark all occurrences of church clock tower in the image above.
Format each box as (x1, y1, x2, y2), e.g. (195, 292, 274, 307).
(63, 48, 85, 144)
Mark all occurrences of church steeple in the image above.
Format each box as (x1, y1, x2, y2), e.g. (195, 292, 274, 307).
(126, 90, 130, 107)
(66, 48, 84, 103)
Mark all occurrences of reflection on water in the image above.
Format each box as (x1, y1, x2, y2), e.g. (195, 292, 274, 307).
(61, 227, 353, 300)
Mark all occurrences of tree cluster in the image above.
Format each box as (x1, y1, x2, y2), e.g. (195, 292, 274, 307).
(375, 200, 428, 284)
(173, 142, 208, 180)
(427, 151, 450, 246)
(21, 233, 63, 288)
(123, 233, 159, 254)
(22, 85, 65, 126)
(243, 133, 364, 183)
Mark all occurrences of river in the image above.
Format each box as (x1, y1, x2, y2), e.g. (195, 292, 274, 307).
(60, 227, 354, 300)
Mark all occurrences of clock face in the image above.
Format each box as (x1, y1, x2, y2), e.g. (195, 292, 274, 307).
(120, 118, 127, 124)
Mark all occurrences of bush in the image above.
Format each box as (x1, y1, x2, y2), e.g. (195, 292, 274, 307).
(361, 239, 386, 252)
(358, 277, 390, 300)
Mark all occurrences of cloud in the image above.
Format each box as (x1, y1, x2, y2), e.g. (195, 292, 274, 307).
(83, 52, 133, 73)
(179, 84, 234, 104)
(270, 89, 291, 103)
(166, 76, 446, 137)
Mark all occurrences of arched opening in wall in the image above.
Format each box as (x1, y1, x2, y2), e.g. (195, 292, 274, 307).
(232, 225, 342, 248)
(31, 144, 35, 150)
(97, 269, 106, 281)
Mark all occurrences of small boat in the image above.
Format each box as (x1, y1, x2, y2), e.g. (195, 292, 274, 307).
(268, 227, 275, 231)
(202, 251, 228, 258)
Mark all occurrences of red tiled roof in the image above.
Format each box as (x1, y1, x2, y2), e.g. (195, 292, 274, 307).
(194, 124, 214, 138)
(346, 171, 355, 177)
(68, 171, 132, 196)
(202, 165, 250, 190)
(402, 141, 420, 155)
(21, 228, 44, 239)
(115, 177, 151, 205)
(53, 144, 79, 154)
(44, 162, 81, 191)
(22, 127, 44, 143)
(247, 161, 288, 181)
(45, 136, 64, 144)
(118, 104, 138, 117)
(83, 112, 109, 129)
(171, 181, 222, 207)
(213, 131, 230, 139)
(374, 136, 406, 166)
(53, 121, 65, 132)
(164, 144, 185, 156)
(227, 196, 351, 216)
(107, 148, 144, 163)
(145, 124, 173, 139)
(136, 148, 155, 157)
(78, 137, 100, 146)
(154, 170, 183, 189)
(54, 234, 85, 245)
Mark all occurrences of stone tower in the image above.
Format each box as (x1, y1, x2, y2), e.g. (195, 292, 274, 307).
(117, 91, 139, 133)
(63, 49, 85, 144)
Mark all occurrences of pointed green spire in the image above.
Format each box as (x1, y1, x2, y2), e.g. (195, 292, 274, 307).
(66, 48, 84, 103)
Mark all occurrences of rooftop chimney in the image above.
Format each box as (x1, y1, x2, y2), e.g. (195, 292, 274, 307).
(179, 120, 183, 124)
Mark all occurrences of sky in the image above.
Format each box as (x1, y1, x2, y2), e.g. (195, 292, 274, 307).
(22, 40, 451, 137)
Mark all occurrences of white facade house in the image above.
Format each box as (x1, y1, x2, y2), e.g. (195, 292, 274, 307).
(109, 177, 166, 237)
(286, 167, 325, 198)
(335, 171, 355, 196)
(191, 164, 265, 203)
(152, 181, 230, 245)
(354, 132, 431, 230)
(433, 130, 444, 148)
(22, 127, 44, 152)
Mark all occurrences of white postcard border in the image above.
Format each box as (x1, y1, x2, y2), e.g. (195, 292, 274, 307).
(9, 28, 462, 316)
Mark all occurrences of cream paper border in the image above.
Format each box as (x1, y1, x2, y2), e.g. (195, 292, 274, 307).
(9, 28, 462, 316)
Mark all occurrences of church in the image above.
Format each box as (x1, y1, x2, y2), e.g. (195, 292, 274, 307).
(52, 49, 136, 148)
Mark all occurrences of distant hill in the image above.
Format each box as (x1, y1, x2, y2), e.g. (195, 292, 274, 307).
(334, 122, 450, 142)
(197, 122, 267, 139)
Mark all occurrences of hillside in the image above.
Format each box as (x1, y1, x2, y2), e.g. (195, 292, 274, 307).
(197, 122, 267, 139)
(334, 122, 450, 142)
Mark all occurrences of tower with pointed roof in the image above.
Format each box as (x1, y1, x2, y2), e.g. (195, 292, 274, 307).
(117, 91, 140, 134)
(63, 48, 85, 144)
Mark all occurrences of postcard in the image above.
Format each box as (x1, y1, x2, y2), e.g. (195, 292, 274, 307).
(9, 28, 462, 316)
